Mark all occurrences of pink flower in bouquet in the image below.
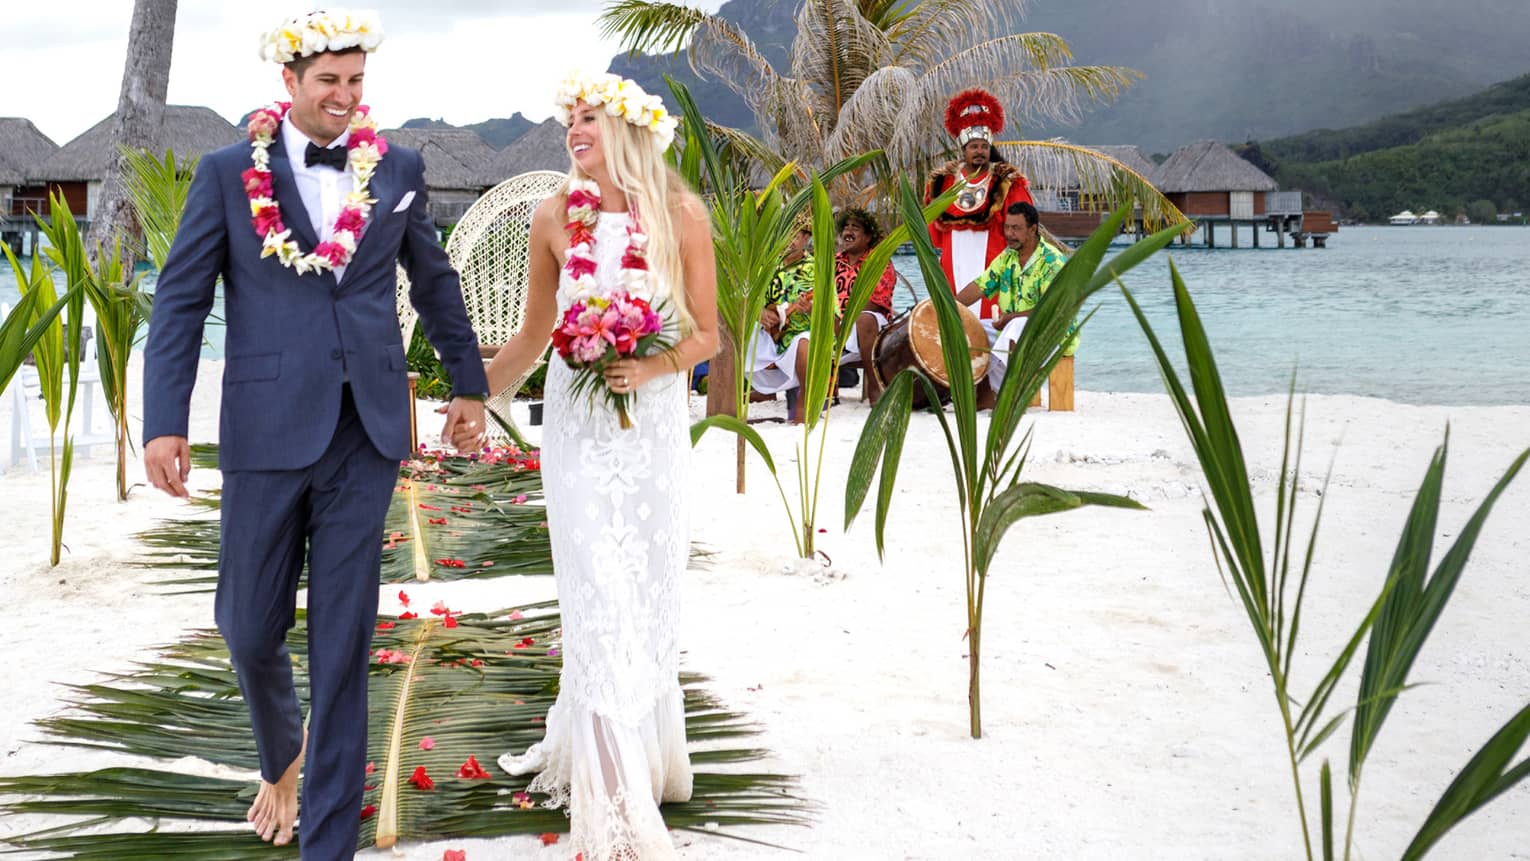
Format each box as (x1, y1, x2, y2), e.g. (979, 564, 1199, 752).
(349, 127, 377, 148)
(565, 252, 597, 280)
(572, 334, 607, 364)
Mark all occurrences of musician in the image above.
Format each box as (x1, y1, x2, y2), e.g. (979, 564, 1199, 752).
(924, 88, 1035, 322)
(833, 208, 896, 404)
(954, 201, 1078, 405)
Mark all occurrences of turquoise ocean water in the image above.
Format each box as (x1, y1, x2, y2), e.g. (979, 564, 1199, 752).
(5, 225, 1527, 406)
(890, 225, 1530, 406)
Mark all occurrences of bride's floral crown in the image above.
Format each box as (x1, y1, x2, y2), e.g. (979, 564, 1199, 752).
(553, 71, 679, 152)
(259, 9, 385, 64)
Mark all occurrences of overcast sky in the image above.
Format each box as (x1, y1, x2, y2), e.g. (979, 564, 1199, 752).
(8, 1, 726, 144)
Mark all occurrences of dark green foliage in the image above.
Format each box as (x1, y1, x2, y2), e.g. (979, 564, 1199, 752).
(407, 325, 452, 400)
(1253, 74, 1530, 220)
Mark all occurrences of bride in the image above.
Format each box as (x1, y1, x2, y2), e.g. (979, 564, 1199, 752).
(466, 72, 717, 859)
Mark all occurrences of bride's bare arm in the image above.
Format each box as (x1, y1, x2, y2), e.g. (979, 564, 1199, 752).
(484, 196, 562, 397)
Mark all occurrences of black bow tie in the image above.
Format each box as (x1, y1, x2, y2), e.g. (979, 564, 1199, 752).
(304, 142, 347, 171)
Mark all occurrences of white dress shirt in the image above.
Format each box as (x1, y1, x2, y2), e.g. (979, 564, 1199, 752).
(280, 118, 354, 283)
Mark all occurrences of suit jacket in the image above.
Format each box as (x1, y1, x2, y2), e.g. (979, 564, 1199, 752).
(142, 132, 489, 471)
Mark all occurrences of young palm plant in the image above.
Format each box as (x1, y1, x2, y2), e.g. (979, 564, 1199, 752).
(1120, 264, 1530, 860)
(601, 0, 1181, 225)
(844, 194, 1191, 738)
(692, 174, 956, 560)
(668, 79, 875, 493)
(81, 239, 149, 501)
(3, 192, 90, 566)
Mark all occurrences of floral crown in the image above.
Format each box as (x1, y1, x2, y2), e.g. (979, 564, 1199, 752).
(553, 70, 679, 152)
(259, 9, 385, 64)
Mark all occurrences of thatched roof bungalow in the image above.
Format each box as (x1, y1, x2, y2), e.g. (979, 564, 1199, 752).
(1026, 143, 1158, 212)
(1153, 139, 1277, 219)
(379, 128, 500, 225)
(29, 105, 240, 220)
(488, 119, 569, 182)
(0, 118, 59, 220)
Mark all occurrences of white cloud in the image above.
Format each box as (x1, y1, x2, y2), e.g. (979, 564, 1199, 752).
(9, 0, 725, 144)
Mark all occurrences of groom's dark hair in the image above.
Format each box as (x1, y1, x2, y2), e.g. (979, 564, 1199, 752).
(286, 46, 366, 80)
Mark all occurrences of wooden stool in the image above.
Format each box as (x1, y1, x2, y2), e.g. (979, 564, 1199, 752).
(1048, 355, 1074, 411)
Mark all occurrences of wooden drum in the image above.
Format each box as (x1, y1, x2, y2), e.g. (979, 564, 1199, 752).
(869, 299, 989, 404)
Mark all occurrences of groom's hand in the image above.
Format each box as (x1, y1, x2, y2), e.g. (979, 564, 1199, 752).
(441, 397, 487, 452)
(144, 435, 191, 498)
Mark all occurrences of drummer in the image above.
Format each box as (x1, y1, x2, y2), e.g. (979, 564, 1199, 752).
(747, 217, 817, 411)
(953, 201, 1078, 406)
(833, 208, 897, 404)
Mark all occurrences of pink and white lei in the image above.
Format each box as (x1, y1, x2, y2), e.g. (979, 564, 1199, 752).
(242, 102, 387, 276)
(562, 178, 651, 301)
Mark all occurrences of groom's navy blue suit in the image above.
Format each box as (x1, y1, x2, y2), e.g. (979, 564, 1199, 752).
(143, 130, 488, 858)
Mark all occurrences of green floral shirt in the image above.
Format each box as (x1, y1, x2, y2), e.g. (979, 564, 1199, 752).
(978, 239, 1079, 355)
(766, 255, 816, 348)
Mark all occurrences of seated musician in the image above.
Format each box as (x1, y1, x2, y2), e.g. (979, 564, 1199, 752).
(832, 208, 897, 404)
(746, 219, 817, 414)
(954, 201, 1078, 408)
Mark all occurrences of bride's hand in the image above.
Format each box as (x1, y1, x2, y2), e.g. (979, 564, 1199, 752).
(603, 357, 654, 395)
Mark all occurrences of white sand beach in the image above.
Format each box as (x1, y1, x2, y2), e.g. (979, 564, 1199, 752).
(2, 355, 1528, 860)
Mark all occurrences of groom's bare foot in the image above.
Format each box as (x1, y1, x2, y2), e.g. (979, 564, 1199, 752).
(248, 731, 305, 845)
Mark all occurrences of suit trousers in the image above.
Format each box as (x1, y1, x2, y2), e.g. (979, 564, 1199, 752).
(215, 385, 398, 859)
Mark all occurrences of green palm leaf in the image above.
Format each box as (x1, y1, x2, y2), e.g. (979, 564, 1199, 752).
(2, 605, 811, 856)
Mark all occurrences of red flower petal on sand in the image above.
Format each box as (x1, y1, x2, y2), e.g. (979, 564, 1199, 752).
(456, 755, 491, 779)
(399, 611, 418, 620)
(377, 621, 395, 630)
(443, 614, 459, 629)
(408, 766, 435, 790)
(540, 833, 559, 846)
(431, 601, 451, 616)
(398, 590, 411, 606)
(444, 851, 467, 861)
(360, 804, 376, 819)
(420, 736, 435, 750)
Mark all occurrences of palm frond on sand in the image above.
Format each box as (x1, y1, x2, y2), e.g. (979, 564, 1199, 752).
(137, 447, 554, 589)
(1, 605, 810, 857)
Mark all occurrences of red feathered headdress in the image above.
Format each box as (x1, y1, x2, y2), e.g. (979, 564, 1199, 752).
(944, 88, 1004, 145)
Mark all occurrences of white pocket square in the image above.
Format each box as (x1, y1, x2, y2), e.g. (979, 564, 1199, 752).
(391, 191, 415, 213)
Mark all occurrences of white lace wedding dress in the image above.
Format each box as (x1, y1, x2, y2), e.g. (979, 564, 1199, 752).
(499, 211, 693, 859)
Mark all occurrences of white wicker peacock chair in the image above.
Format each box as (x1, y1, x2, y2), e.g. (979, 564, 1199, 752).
(397, 169, 568, 444)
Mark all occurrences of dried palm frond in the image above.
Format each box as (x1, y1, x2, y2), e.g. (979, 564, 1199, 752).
(1004, 140, 1189, 231)
(2, 605, 811, 857)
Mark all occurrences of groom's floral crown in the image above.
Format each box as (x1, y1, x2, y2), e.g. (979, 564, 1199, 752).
(259, 9, 385, 64)
(553, 71, 679, 152)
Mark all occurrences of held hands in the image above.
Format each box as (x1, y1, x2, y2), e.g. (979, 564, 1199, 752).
(441, 397, 488, 452)
(760, 305, 781, 334)
(144, 435, 192, 498)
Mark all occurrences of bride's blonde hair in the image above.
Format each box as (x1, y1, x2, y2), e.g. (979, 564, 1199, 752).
(564, 109, 695, 332)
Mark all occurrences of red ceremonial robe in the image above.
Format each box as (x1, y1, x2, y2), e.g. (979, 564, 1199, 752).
(924, 162, 1034, 319)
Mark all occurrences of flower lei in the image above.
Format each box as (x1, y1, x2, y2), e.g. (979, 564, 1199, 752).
(562, 178, 650, 300)
(242, 102, 387, 275)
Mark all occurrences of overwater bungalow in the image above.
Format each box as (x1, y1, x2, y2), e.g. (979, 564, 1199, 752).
(1154, 139, 1294, 247)
(0, 118, 61, 254)
(29, 105, 240, 225)
(1389, 210, 1420, 225)
(1026, 143, 1158, 241)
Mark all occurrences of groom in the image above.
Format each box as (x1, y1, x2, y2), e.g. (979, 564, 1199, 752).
(142, 10, 488, 858)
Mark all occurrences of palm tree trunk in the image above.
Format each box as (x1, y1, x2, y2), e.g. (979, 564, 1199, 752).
(115, 410, 129, 502)
(86, 0, 178, 258)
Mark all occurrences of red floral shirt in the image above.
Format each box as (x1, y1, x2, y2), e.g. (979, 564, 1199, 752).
(833, 252, 897, 318)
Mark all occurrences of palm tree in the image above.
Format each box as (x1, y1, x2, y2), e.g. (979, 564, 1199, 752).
(601, 0, 1182, 226)
(87, 0, 179, 257)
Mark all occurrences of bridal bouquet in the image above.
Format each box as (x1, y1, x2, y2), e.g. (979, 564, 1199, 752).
(550, 291, 666, 429)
